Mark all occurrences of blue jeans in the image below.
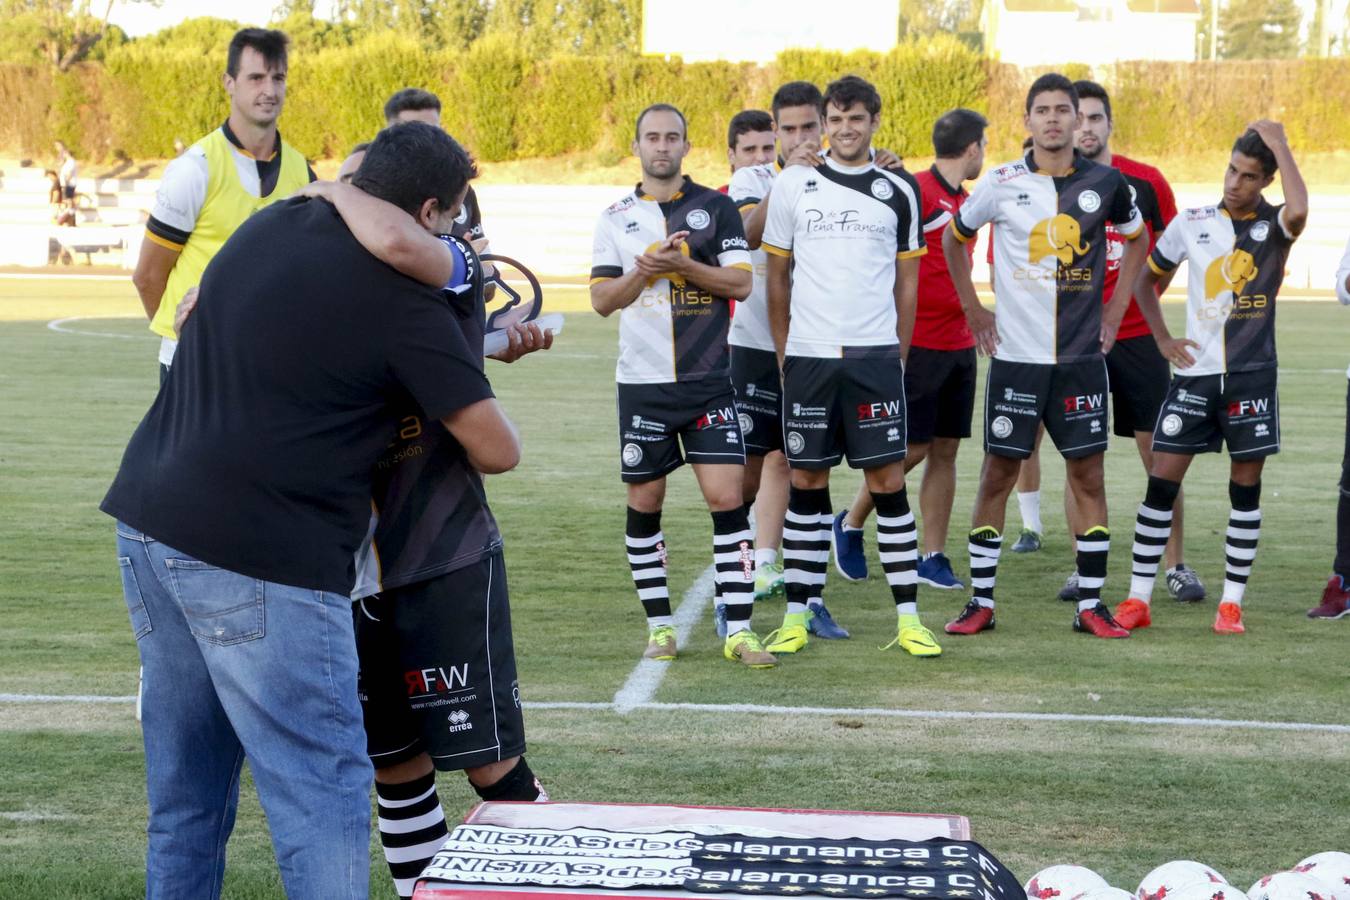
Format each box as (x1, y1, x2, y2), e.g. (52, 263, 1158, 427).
(116, 523, 372, 899)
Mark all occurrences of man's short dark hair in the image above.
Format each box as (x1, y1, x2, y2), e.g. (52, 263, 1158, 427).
(932, 109, 988, 158)
(1073, 80, 1111, 121)
(634, 103, 686, 141)
(351, 122, 478, 218)
(1233, 130, 1278, 176)
(226, 28, 288, 79)
(823, 75, 881, 117)
(728, 110, 774, 149)
(383, 88, 441, 125)
(1025, 73, 1078, 113)
(771, 81, 822, 119)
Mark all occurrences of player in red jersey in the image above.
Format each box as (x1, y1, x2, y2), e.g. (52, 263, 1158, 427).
(831, 109, 989, 592)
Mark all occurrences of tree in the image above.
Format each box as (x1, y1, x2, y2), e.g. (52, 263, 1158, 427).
(1, 0, 157, 71)
(899, 0, 983, 39)
(1218, 0, 1301, 59)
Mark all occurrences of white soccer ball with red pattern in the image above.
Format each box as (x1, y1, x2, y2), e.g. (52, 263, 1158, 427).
(1080, 886, 1137, 900)
(1025, 865, 1111, 900)
(1166, 882, 1249, 900)
(1293, 854, 1350, 896)
(1248, 871, 1346, 900)
(1137, 861, 1229, 900)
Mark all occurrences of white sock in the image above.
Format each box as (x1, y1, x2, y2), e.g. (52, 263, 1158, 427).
(1017, 491, 1042, 534)
(754, 547, 778, 568)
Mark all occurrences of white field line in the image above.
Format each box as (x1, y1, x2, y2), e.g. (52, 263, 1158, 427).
(611, 563, 717, 714)
(46, 316, 154, 339)
(4, 692, 1348, 734)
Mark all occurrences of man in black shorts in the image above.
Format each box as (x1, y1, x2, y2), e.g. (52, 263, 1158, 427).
(592, 103, 775, 668)
(943, 73, 1148, 639)
(761, 76, 939, 657)
(1117, 122, 1306, 635)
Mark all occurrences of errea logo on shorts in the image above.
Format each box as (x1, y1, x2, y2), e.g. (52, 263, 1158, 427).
(685, 208, 711, 230)
(870, 178, 894, 200)
(447, 709, 474, 733)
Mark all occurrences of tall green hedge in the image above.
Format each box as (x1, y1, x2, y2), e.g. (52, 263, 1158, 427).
(5, 39, 1350, 166)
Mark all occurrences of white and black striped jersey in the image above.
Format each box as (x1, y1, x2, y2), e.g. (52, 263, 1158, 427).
(761, 157, 925, 358)
(1148, 198, 1295, 376)
(953, 150, 1143, 365)
(591, 177, 752, 384)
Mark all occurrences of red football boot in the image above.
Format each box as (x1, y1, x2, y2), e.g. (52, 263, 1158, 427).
(1113, 597, 1153, 630)
(945, 600, 995, 634)
(1074, 603, 1130, 638)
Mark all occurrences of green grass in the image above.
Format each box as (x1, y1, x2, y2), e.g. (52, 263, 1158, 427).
(1, 280, 1347, 897)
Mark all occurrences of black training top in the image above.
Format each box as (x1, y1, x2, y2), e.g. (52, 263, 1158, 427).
(102, 197, 493, 594)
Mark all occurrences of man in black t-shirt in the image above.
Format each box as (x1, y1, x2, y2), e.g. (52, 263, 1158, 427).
(102, 123, 516, 899)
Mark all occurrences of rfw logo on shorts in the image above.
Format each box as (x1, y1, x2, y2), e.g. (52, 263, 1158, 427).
(1228, 398, 1269, 418)
(696, 407, 736, 430)
(857, 400, 903, 421)
(406, 663, 470, 697)
(1063, 394, 1104, 414)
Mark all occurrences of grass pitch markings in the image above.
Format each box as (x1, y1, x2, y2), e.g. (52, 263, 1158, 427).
(7, 691, 1347, 735)
(612, 563, 717, 713)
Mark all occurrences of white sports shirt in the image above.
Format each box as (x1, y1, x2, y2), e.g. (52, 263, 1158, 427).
(726, 163, 777, 352)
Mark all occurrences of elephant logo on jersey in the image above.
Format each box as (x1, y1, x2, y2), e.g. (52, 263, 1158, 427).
(642, 239, 691, 288)
(1204, 249, 1259, 302)
(1028, 214, 1089, 265)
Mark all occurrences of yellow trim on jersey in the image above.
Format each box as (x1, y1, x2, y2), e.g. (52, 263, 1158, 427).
(1147, 256, 1171, 277)
(589, 276, 614, 285)
(949, 221, 974, 244)
(729, 262, 753, 271)
(736, 201, 759, 213)
(761, 243, 792, 258)
(1123, 225, 1144, 241)
(144, 229, 184, 252)
(150, 128, 310, 340)
(897, 247, 928, 260)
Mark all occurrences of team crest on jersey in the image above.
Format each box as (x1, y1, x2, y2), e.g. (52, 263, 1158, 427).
(1078, 190, 1101, 213)
(871, 178, 894, 200)
(685, 208, 711, 230)
(1204, 250, 1259, 301)
(1028, 214, 1089, 265)
(1250, 221, 1270, 242)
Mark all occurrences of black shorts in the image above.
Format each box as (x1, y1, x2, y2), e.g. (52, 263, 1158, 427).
(616, 377, 745, 483)
(1152, 369, 1280, 460)
(984, 357, 1109, 460)
(730, 346, 783, 456)
(354, 552, 525, 772)
(1106, 335, 1170, 437)
(905, 346, 976, 443)
(62, 184, 75, 200)
(782, 345, 907, 471)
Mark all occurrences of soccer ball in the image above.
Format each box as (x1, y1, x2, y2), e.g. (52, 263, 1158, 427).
(1294, 854, 1350, 894)
(1137, 861, 1229, 900)
(1025, 865, 1111, 900)
(1080, 887, 1137, 900)
(1248, 871, 1345, 900)
(1166, 882, 1249, 900)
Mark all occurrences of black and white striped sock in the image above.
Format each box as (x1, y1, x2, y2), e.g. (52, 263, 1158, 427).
(969, 527, 1001, 608)
(872, 488, 919, 615)
(783, 486, 830, 617)
(376, 771, 449, 900)
(1223, 480, 1262, 606)
(712, 507, 755, 635)
(1128, 476, 1180, 602)
(626, 507, 671, 627)
(1075, 526, 1110, 612)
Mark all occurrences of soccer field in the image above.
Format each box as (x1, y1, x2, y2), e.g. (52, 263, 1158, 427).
(1, 278, 1347, 898)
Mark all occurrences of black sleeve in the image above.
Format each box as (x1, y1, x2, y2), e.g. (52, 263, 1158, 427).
(306, 164, 318, 183)
(1107, 171, 1137, 226)
(706, 193, 749, 262)
(890, 169, 925, 256)
(387, 286, 494, 423)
